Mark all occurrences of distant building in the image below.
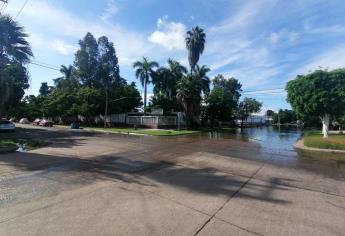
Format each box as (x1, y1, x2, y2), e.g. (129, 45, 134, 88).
(236, 115, 266, 126)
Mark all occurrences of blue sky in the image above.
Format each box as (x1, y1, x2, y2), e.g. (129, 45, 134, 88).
(3, 0, 345, 112)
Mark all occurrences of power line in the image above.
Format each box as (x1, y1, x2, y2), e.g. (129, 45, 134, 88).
(15, 0, 29, 19)
(32, 59, 61, 70)
(29, 62, 60, 71)
(245, 92, 286, 96)
(0, 1, 7, 13)
(242, 88, 285, 94)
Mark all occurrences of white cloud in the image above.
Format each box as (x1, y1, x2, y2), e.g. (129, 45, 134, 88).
(100, 0, 118, 21)
(209, 0, 273, 33)
(148, 16, 186, 50)
(268, 29, 299, 44)
(289, 32, 299, 42)
(304, 22, 345, 34)
(6, 0, 150, 66)
(51, 39, 77, 55)
(294, 44, 345, 75)
(269, 32, 279, 44)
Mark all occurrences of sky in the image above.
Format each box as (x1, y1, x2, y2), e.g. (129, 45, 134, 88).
(2, 0, 345, 112)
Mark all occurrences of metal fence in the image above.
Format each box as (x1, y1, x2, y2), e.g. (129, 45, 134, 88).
(126, 116, 184, 128)
(76, 113, 186, 128)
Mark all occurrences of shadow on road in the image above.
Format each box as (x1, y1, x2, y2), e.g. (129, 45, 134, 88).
(0, 150, 292, 206)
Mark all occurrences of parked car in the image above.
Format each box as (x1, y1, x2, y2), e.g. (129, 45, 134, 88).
(0, 120, 15, 132)
(32, 118, 41, 125)
(39, 119, 53, 127)
(19, 118, 30, 124)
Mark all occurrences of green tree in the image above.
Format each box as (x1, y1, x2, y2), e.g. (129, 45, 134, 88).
(205, 88, 232, 126)
(266, 109, 275, 117)
(333, 115, 345, 134)
(0, 15, 33, 66)
(177, 74, 203, 128)
(286, 69, 345, 137)
(133, 57, 159, 110)
(107, 82, 142, 114)
(185, 26, 205, 73)
(54, 65, 76, 90)
(194, 65, 211, 95)
(97, 36, 121, 127)
(152, 59, 187, 100)
(213, 74, 242, 101)
(238, 97, 262, 128)
(39, 82, 52, 96)
(0, 64, 29, 117)
(74, 32, 99, 87)
(205, 75, 242, 126)
(272, 109, 296, 124)
(151, 59, 186, 113)
(0, 16, 32, 117)
(23, 95, 46, 120)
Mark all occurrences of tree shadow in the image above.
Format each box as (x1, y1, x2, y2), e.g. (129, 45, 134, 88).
(0, 150, 292, 206)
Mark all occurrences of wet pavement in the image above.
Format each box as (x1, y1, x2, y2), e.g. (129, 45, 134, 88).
(0, 126, 344, 235)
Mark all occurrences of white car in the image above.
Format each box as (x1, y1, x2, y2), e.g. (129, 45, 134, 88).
(0, 120, 15, 132)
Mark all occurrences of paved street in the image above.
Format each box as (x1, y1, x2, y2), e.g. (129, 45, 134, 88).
(0, 126, 344, 236)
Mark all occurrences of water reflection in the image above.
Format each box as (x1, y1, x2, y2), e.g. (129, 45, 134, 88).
(205, 126, 302, 152)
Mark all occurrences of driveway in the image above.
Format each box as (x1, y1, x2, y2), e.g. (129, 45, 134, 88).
(0, 126, 344, 235)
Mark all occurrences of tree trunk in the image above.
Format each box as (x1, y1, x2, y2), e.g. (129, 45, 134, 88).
(144, 77, 147, 112)
(321, 114, 330, 138)
(104, 89, 108, 128)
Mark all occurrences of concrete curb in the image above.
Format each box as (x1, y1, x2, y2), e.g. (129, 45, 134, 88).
(84, 128, 146, 136)
(294, 138, 345, 154)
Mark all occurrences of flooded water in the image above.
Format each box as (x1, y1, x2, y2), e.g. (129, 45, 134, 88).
(203, 126, 302, 152)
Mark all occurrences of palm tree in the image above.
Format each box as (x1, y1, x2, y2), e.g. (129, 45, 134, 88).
(0, 15, 32, 118)
(167, 59, 188, 78)
(133, 57, 159, 110)
(152, 59, 187, 100)
(185, 26, 205, 73)
(0, 15, 33, 66)
(60, 65, 73, 79)
(195, 65, 210, 94)
(177, 74, 203, 128)
(54, 65, 77, 91)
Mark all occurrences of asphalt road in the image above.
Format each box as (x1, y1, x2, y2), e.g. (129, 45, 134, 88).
(0, 125, 344, 235)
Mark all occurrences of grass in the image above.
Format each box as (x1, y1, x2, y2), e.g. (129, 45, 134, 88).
(0, 139, 17, 148)
(297, 148, 345, 161)
(303, 130, 345, 150)
(0, 137, 47, 153)
(86, 127, 199, 136)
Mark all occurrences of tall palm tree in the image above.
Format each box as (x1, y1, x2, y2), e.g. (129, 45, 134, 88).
(0, 15, 33, 66)
(152, 59, 187, 100)
(195, 65, 210, 94)
(185, 26, 205, 73)
(133, 57, 159, 110)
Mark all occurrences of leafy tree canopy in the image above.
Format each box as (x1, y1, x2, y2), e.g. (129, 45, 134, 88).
(286, 69, 345, 120)
(238, 97, 262, 126)
(204, 75, 242, 124)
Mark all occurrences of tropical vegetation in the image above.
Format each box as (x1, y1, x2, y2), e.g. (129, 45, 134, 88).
(286, 69, 345, 137)
(1, 15, 268, 130)
(0, 15, 32, 118)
